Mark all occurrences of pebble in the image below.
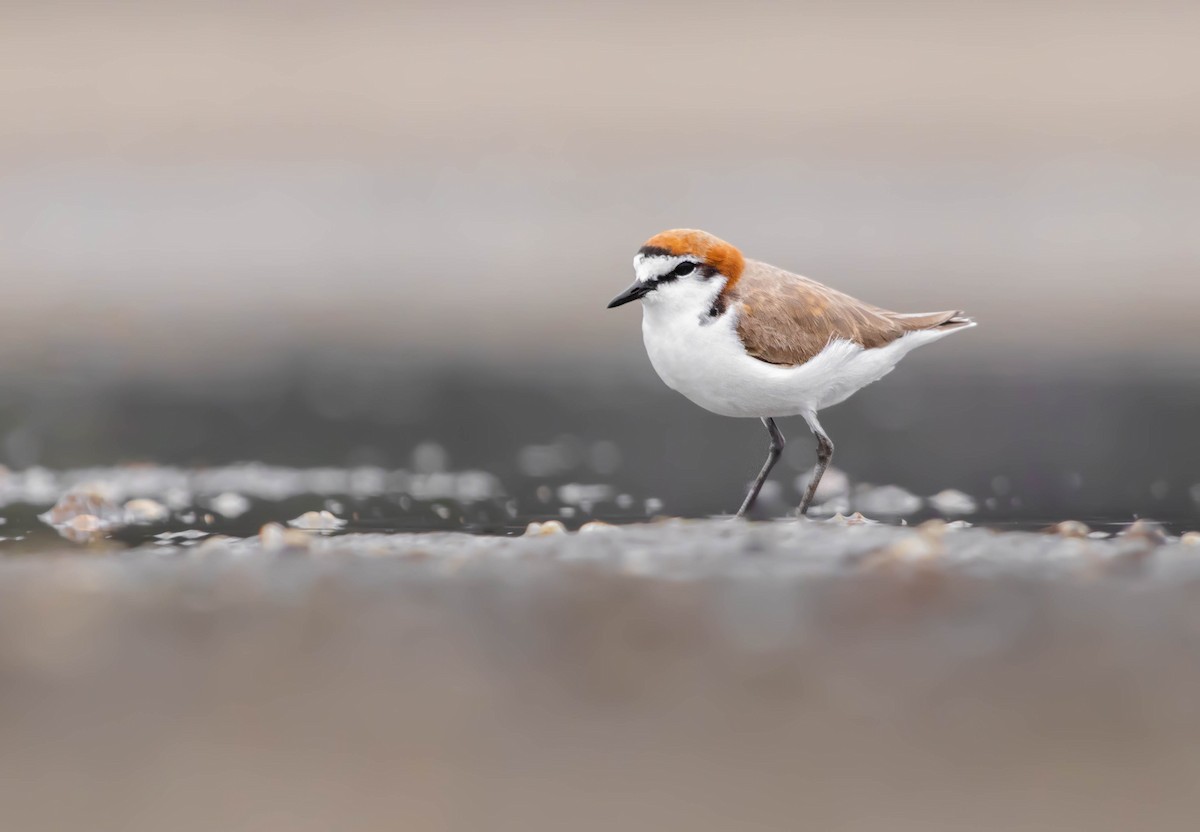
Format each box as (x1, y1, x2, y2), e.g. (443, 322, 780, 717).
(889, 534, 942, 562)
(40, 490, 122, 527)
(829, 511, 876, 526)
(38, 490, 127, 542)
(524, 520, 567, 536)
(259, 523, 312, 551)
(288, 510, 347, 532)
(1119, 519, 1169, 545)
(579, 521, 617, 534)
(862, 533, 942, 569)
(67, 514, 102, 532)
(917, 518, 949, 538)
(928, 489, 978, 515)
(209, 492, 251, 519)
(123, 498, 170, 525)
(54, 513, 108, 544)
(1179, 531, 1200, 546)
(853, 484, 923, 516)
(1048, 520, 1091, 538)
(558, 484, 614, 505)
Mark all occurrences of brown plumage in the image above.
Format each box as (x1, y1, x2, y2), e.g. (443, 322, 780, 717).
(636, 228, 972, 367)
(730, 259, 970, 367)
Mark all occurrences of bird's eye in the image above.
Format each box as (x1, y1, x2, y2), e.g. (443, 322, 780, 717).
(674, 261, 696, 276)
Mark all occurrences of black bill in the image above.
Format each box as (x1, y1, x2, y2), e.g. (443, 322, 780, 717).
(606, 282, 650, 308)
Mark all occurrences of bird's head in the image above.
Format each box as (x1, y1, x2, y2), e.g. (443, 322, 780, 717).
(606, 229, 746, 313)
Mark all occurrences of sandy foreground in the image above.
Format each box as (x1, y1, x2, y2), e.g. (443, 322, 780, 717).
(3, 519, 1200, 831)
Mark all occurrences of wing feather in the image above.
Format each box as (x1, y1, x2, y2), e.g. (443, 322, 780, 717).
(730, 260, 963, 366)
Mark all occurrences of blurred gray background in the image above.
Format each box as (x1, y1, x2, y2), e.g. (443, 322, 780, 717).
(2, 0, 1199, 519)
(6, 6, 1200, 832)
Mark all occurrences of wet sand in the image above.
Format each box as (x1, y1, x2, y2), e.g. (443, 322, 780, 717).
(3, 519, 1200, 831)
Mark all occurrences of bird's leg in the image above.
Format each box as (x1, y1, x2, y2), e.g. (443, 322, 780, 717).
(797, 412, 834, 515)
(736, 417, 786, 517)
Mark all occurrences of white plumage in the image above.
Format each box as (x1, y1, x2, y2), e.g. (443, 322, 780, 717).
(638, 269, 970, 419)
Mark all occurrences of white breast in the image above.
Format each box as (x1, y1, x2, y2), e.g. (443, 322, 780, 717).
(641, 299, 955, 419)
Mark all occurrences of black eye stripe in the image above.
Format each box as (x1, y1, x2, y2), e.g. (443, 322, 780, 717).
(640, 258, 715, 287)
(655, 260, 697, 283)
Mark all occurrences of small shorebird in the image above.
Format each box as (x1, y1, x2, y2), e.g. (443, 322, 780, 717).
(607, 229, 974, 516)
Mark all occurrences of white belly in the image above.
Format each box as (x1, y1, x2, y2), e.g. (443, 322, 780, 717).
(641, 304, 953, 419)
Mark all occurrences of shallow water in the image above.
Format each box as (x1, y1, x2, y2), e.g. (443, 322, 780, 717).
(4, 363, 1199, 542)
(3, 462, 1196, 555)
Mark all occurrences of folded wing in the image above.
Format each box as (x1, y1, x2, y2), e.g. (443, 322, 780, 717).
(731, 259, 968, 367)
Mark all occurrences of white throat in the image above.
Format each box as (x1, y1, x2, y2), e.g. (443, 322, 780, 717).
(640, 275, 728, 326)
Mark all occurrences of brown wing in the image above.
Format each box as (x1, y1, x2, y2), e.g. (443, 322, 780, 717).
(730, 259, 965, 366)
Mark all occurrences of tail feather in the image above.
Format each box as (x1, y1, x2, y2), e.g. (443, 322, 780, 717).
(938, 313, 976, 331)
(890, 309, 975, 332)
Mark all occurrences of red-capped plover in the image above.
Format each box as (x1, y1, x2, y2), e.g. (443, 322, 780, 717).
(607, 229, 974, 516)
